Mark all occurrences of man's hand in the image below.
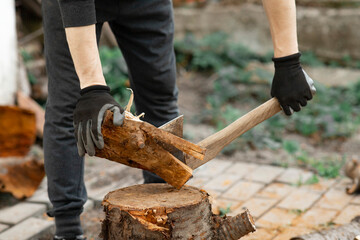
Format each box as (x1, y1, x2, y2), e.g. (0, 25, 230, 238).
(270, 52, 313, 116)
(74, 85, 125, 156)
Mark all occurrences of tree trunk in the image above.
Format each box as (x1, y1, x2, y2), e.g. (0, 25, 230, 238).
(291, 217, 360, 240)
(100, 184, 256, 240)
(0, 106, 36, 157)
(0, 0, 17, 106)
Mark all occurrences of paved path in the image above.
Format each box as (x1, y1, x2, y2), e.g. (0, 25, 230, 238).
(0, 156, 358, 240)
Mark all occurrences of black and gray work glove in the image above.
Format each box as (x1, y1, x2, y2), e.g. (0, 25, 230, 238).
(271, 52, 314, 116)
(74, 85, 125, 156)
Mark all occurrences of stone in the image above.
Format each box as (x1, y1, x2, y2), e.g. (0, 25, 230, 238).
(0, 203, 46, 225)
(257, 208, 298, 228)
(272, 227, 312, 240)
(241, 228, 277, 240)
(222, 181, 264, 201)
(0, 224, 8, 233)
(0, 217, 54, 240)
(278, 189, 321, 211)
(316, 188, 353, 210)
(300, 178, 336, 194)
(203, 173, 242, 192)
(234, 197, 278, 219)
(276, 168, 313, 185)
(256, 183, 294, 200)
(351, 196, 360, 205)
(224, 162, 259, 178)
(211, 198, 243, 215)
(295, 208, 338, 227)
(27, 189, 51, 207)
(194, 159, 233, 178)
(245, 165, 284, 183)
(186, 176, 211, 188)
(334, 204, 360, 224)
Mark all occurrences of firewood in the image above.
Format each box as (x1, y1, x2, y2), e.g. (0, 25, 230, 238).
(291, 217, 360, 240)
(0, 106, 36, 157)
(100, 184, 256, 240)
(95, 111, 205, 189)
(0, 155, 45, 199)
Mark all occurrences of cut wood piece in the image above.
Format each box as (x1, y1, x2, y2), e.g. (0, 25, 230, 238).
(101, 184, 256, 240)
(95, 112, 203, 189)
(291, 216, 360, 240)
(0, 106, 36, 157)
(0, 155, 45, 199)
(345, 157, 360, 194)
(17, 91, 45, 137)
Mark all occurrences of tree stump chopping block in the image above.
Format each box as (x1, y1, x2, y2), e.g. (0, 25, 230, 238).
(101, 184, 256, 240)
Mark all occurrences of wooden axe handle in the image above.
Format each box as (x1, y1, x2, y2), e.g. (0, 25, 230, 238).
(187, 97, 281, 169)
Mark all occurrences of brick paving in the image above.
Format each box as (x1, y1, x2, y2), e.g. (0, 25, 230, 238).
(0, 156, 358, 240)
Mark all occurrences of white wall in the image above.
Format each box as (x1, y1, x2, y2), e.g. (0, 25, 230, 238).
(0, 0, 17, 105)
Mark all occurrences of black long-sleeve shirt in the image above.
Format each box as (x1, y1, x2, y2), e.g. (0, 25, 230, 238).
(58, 0, 96, 27)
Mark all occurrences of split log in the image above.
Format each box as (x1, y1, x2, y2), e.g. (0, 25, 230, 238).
(0, 106, 36, 157)
(95, 112, 206, 189)
(291, 217, 360, 240)
(100, 184, 256, 240)
(0, 155, 45, 199)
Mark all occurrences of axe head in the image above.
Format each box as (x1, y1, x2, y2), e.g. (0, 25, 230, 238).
(159, 115, 184, 162)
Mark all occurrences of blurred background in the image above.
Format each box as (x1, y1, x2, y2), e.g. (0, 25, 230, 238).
(1, 0, 360, 239)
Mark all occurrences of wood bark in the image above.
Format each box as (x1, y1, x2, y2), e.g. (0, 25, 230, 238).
(0, 106, 36, 157)
(100, 184, 256, 240)
(0, 155, 45, 199)
(291, 217, 360, 240)
(95, 112, 206, 189)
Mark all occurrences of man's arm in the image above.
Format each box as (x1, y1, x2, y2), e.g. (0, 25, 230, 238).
(262, 0, 298, 58)
(262, 0, 314, 116)
(65, 25, 106, 89)
(55, 1, 124, 156)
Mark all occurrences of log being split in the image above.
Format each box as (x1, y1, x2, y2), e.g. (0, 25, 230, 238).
(291, 217, 360, 240)
(100, 184, 256, 240)
(95, 111, 206, 189)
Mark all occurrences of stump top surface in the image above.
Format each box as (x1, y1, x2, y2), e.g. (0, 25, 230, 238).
(103, 184, 206, 210)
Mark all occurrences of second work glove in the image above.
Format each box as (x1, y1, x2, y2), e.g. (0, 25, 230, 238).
(74, 85, 125, 157)
(271, 52, 313, 116)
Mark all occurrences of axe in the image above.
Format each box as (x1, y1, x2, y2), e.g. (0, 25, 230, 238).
(95, 73, 316, 189)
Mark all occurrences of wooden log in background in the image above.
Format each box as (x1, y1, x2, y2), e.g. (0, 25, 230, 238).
(0, 155, 45, 199)
(0, 106, 36, 157)
(100, 184, 256, 240)
(291, 217, 360, 240)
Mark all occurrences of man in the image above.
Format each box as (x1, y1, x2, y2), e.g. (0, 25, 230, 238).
(42, 0, 313, 239)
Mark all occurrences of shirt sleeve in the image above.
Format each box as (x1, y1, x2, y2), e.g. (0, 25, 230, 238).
(57, 0, 96, 28)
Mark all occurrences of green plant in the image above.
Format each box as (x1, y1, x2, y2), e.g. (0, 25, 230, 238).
(219, 204, 232, 217)
(282, 140, 299, 154)
(304, 174, 320, 185)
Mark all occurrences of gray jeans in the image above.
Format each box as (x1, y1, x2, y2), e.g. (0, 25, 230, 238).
(42, 0, 178, 236)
